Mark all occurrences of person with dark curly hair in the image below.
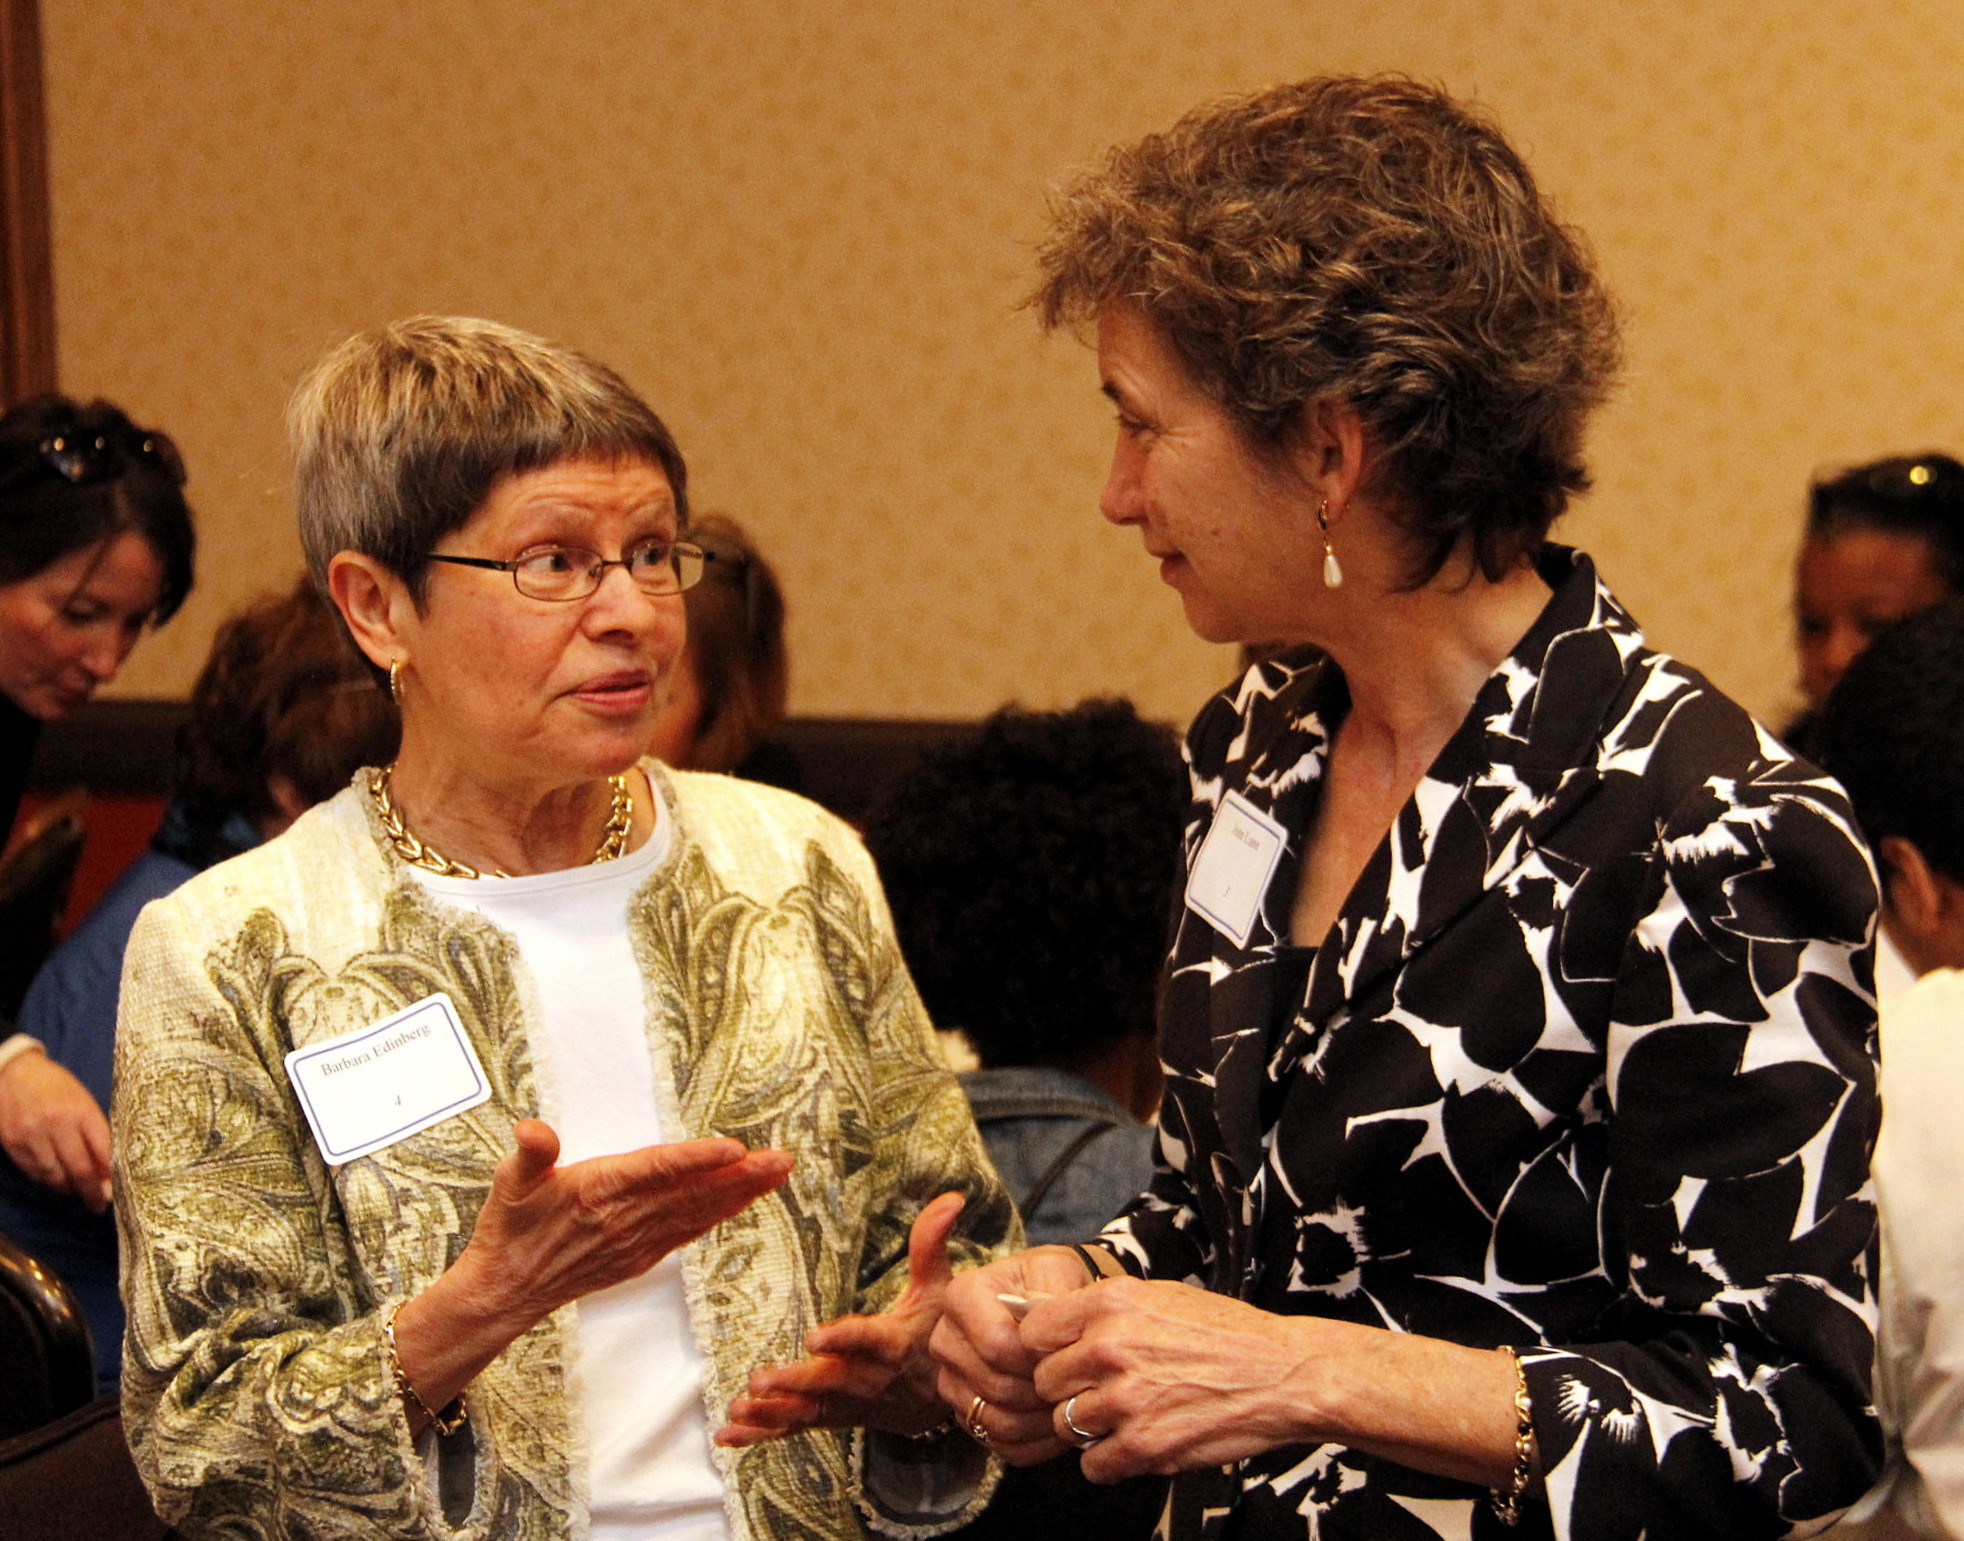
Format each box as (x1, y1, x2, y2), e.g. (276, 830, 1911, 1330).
(0, 576, 397, 1389)
(867, 699, 1181, 1247)
(1815, 602, 1964, 1540)
(921, 76, 1882, 1540)
(866, 704, 1178, 1541)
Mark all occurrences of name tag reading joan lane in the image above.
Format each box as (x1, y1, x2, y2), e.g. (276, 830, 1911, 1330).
(1184, 790, 1288, 949)
(285, 993, 491, 1166)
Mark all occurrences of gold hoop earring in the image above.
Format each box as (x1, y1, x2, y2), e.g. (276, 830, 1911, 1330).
(1317, 499, 1344, 589)
(388, 659, 403, 703)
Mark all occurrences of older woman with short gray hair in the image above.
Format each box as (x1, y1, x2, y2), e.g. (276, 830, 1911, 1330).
(114, 315, 1014, 1541)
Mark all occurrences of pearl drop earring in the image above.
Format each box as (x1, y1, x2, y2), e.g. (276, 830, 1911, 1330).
(1317, 499, 1344, 589)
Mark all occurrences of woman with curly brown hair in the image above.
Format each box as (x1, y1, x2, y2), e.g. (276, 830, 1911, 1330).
(922, 76, 1883, 1540)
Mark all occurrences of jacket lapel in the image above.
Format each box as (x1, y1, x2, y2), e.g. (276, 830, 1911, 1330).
(1172, 656, 1336, 1206)
(1286, 550, 1644, 1074)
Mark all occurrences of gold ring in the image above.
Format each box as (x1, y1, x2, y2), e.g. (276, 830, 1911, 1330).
(1062, 1393, 1101, 1449)
(964, 1393, 990, 1444)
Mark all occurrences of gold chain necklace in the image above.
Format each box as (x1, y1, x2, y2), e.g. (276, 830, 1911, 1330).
(367, 766, 633, 880)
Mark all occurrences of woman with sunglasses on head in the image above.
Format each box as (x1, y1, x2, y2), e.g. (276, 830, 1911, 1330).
(0, 394, 195, 844)
(1787, 453, 1964, 759)
(0, 393, 193, 1225)
(0, 577, 396, 1390)
(112, 317, 1014, 1541)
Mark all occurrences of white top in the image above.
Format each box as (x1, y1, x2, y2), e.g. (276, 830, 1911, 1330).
(1877, 931, 1918, 1001)
(412, 786, 729, 1541)
(1835, 967, 1964, 1540)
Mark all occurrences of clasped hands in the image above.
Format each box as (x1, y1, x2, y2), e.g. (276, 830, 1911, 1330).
(724, 1236, 1315, 1484)
(926, 1248, 1321, 1482)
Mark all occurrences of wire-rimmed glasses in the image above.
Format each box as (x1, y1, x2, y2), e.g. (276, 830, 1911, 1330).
(425, 539, 715, 601)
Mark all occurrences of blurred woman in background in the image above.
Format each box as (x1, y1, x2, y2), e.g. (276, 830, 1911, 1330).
(0, 577, 396, 1386)
(866, 699, 1179, 1248)
(1788, 452, 1964, 756)
(647, 511, 794, 783)
(0, 395, 195, 842)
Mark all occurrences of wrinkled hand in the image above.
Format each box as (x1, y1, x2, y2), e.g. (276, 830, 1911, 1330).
(718, 1190, 968, 1445)
(1023, 1277, 1335, 1482)
(0, 1050, 112, 1211)
(457, 1119, 794, 1330)
(928, 1245, 1108, 1463)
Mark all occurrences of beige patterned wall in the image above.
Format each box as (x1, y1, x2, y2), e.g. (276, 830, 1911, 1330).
(40, 0, 1964, 732)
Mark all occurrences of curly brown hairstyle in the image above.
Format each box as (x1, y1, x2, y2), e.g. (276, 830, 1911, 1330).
(1035, 75, 1621, 583)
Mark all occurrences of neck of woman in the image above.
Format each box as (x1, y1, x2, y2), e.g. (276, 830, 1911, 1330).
(1281, 554, 1555, 949)
(1321, 555, 1551, 773)
(382, 749, 647, 878)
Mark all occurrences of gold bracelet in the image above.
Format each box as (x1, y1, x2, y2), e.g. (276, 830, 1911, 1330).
(1491, 1346, 1535, 1526)
(383, 1302, 468, 1436)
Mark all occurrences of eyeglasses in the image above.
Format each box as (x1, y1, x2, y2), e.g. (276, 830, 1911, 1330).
(0, 425, 187, 490)
(424, 539, 716, 601)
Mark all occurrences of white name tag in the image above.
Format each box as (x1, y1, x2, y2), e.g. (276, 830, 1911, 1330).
(284, 993, 492, 1166)
(1184, 790, 1288, 948)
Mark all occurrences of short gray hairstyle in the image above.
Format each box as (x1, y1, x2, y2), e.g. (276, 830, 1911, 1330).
(290, 315, 689, 596)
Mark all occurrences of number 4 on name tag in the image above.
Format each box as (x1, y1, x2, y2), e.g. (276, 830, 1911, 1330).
(285, 992, 492, 1166)
(1184, 789, 1288, 949)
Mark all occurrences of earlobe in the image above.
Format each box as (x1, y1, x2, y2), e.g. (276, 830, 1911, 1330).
(1878, 837, 1935, 923)
(326, 553, 410, 674)
(1296, 398, 1370, 511)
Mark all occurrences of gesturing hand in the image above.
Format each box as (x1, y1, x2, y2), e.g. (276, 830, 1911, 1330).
(717, 1190, 968, 1445)
(0, 1050, 113, 1211)
(457, 1119, 794, 1332)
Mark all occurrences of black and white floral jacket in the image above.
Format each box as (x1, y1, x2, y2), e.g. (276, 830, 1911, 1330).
(1101, 548, 1882, 1541)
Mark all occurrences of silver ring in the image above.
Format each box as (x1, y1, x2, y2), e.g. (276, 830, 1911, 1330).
(1062, 1393, 1101, 1448)
(964, 1393, 990, 1445)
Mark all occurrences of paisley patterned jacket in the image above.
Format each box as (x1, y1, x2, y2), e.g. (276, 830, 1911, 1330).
(1101, 549, 1882, 1541)
(113, 766, 1016, 1541)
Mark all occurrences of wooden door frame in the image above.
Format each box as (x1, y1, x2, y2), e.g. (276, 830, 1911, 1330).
(0, 0, 55, 404)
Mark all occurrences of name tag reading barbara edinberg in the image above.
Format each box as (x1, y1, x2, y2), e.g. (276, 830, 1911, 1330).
(285, 993, 491, 1165)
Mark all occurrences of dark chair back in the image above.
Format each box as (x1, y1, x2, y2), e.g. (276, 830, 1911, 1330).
(0, 1229, 95, 1441)
(0, 803, 87, 1016)
(0, 1393, 171, 1540)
